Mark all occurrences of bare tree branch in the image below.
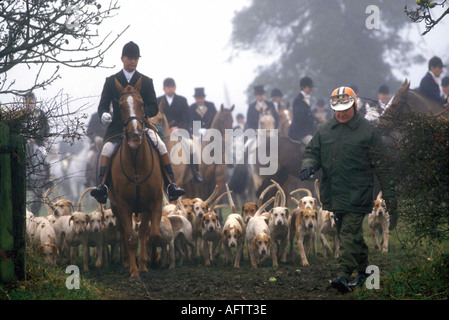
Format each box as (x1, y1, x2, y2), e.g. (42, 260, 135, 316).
(0, 0, 128, 96)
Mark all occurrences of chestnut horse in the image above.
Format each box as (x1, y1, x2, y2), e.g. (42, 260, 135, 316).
(198, 104, 234, 200)
(109, 77, 163, 280)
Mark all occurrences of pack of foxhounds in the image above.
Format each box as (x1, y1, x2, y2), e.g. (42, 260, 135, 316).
(26, 179, 391, 270)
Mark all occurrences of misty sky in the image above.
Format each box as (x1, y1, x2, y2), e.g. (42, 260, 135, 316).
(4, 0, 449, 122)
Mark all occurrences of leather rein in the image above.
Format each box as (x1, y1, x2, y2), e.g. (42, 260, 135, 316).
(118, 89, 155, 213)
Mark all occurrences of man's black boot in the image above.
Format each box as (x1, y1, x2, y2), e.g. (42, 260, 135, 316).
(163, 164, 186, 201)
(191, 163, 203, 183)
(90, 166, 109, 204)
(348, 272, 369, 288)
(331, 276, 350, 294)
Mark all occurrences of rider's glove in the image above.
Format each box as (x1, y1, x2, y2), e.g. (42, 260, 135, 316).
(101, 112, 112, 124)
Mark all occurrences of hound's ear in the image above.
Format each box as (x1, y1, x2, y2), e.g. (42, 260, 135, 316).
(314, 210, 318, 220)
(134, 76, 142, 92)
(69, 216, 74, 226)
(51, 244, 59, 255)
(285, 208, 290, 219)
(115, 78, 125, 95)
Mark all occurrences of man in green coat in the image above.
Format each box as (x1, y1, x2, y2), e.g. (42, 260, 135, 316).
(300, 86, 397, 293)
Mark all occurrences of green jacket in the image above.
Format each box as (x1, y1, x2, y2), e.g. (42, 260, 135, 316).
(302, 112, 395, 214)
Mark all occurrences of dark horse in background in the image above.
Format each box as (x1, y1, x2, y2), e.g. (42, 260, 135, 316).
(254, 135, 316, 205)
(377, 79, 449, 129)
(378, 79, 449, 135)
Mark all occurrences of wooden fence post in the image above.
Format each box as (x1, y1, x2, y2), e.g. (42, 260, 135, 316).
(0, 123, 14, 282)
(10, 133, 26, 281)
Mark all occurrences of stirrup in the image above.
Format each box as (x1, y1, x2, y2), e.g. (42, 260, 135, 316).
(166, 183, 186, 201)
(90, 184, 109, 204)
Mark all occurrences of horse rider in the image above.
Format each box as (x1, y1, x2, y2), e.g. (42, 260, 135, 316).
(189, 87, 217, 136)
(157, 78, 203, 183)
(90, 41, 185, 204)
(245, 85, 279, 130)
(288, 76, 316, 144)
(419, 56, 449, 106)
(300, 86, 397, 293)
(312, 98, 331, 130)
(365, 84, 390, 123)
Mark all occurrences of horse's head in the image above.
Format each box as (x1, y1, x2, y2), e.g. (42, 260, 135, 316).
(211, 104, 234, 133)
(378, 79, 409, 130)
(115, 77, 145, 149)
(259, 114, 275, 130)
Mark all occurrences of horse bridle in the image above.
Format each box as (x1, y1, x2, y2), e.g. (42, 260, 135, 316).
(118, 89, 155, 213)
(120, 90, 145, 139)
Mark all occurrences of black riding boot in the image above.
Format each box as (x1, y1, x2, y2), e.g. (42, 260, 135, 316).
(90, 156, 110, 204)
(163, 163, 186, 201)
(190, 153, 203, 183)
(191, 163, 203, 183)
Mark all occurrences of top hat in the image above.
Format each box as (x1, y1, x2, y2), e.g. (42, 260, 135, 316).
(122, 41, 141, 58)
(254, 85, 265, 95)
(194, 87, 206, 97)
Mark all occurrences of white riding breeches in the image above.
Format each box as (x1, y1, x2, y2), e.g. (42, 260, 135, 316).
(101, 128, 167, 158)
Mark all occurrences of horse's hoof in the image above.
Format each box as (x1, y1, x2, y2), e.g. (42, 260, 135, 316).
(139, 271, 149, 279)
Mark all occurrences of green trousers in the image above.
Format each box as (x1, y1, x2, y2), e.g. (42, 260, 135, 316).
(335, 212, 369, 279)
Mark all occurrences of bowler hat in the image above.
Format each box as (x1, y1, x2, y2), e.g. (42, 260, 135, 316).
(271, 88, 283, 98)
(122, 41, 140, 58)
(254, 85, 265, 95)
(378, 84, 390, 95)
(163, 78, 176, 87)
(300, 76, 314, 89)
(194, 87, 206, 97)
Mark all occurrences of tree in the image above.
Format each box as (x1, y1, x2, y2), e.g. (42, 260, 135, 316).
(0, 0, 127, 212)
(405, 0, 449, 35)
(0, 0, 127, 96)
(230, 0, 424, 103)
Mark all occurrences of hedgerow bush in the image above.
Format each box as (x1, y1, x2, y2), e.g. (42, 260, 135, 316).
(385, 112, 449, 243)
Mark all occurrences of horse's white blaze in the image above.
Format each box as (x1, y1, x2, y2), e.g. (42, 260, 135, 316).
(126, 95, 138, 134)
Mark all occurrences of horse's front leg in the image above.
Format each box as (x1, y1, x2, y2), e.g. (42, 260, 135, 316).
(117, 207, 139, 280)
(138, 213, 151, 276)
(148, 209, 162, 246)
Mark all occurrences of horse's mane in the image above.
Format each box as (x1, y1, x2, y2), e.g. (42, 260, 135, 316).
(386, 80, 445, 117)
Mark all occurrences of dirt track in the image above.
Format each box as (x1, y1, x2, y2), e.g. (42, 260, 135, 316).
(85, 253, 348, 300)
